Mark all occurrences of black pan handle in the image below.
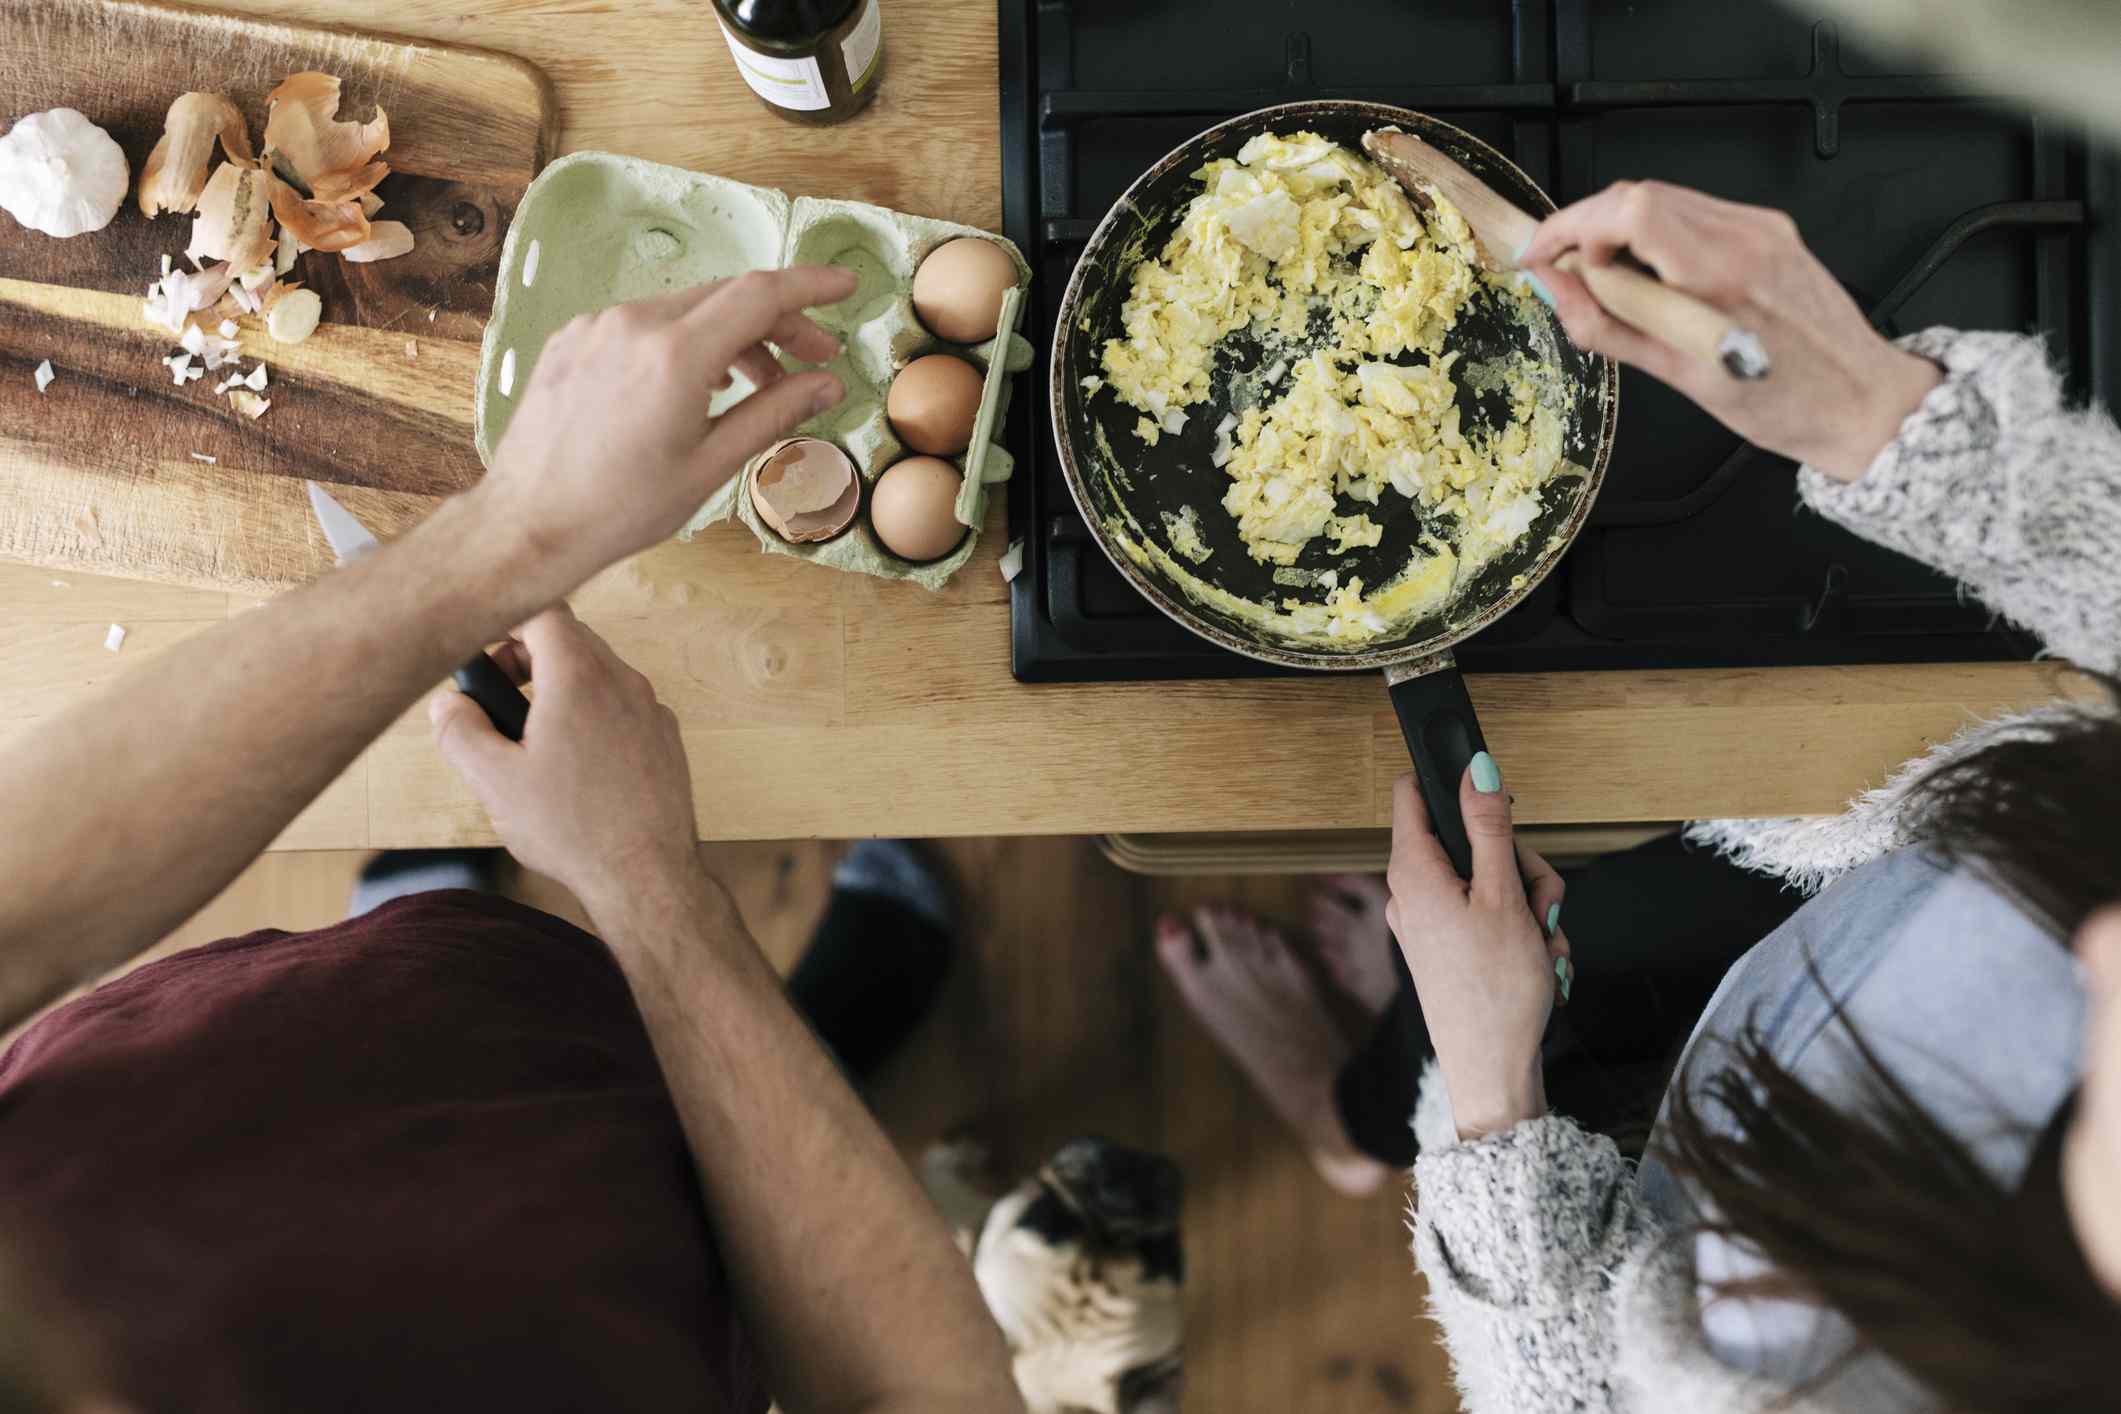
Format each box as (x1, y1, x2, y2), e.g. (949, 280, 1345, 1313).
(1385, 651, 1488, 879)
(453, 652, 531, 743)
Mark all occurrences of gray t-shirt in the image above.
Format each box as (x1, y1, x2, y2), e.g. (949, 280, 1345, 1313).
(1636, 849, 2084, 1406)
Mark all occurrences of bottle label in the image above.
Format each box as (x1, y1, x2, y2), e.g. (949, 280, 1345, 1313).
(721, 22, 830, 111)
(842, 0, 883, 93)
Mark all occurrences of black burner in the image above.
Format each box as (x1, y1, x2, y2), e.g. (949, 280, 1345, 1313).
(999, 0, 2109, 682)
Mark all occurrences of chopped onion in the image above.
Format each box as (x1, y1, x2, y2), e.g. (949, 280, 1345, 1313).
(33, 360, 54, 393)
(265, 287, 321, 344)
(998, 539, 1026, 583)
(103, 624, 127, 652)
(190, 452, 218, 464)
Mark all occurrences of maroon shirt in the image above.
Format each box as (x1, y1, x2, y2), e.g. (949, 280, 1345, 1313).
(0, 891, 768, 1412)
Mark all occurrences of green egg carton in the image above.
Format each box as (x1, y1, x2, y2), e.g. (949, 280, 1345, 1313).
(474, 151, 1035, 590)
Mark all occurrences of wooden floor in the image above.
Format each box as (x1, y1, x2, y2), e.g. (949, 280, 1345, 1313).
(145, 838, 1460, 1414)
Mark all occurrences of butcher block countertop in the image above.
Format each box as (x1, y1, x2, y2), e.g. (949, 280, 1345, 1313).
(0, 0, 2065, 850)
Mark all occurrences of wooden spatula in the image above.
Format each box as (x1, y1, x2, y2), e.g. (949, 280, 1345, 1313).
(1362, 129, 1770, 381)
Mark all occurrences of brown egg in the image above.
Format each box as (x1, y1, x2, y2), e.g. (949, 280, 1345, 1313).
(911, 237, 1018, 343)
(887, 354, 985, 456)
(868, 456, 966, 562)
(749, 438, 860, 544)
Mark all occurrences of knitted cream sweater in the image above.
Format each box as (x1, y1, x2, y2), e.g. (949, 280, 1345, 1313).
(1409, 327, 2121, 1414)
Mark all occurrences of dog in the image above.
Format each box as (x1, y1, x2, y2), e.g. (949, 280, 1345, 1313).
(922, 1136, 1184, 1414)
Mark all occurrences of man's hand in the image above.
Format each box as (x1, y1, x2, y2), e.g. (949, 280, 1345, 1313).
(1518, 181, 1941, 482)
(475, 266, 858, 592)
(1385, 759, 1569, 1141)
(430, 607, 704, 917)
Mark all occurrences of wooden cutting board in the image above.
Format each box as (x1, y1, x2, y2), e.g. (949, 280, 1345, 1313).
(0, 0, 556, 592)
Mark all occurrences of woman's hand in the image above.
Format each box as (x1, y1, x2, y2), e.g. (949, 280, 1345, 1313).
(2063, 907, 2121, 1298)
(475, 266, 857, 595)
(1385, 757, 1570, 1141)
(1518, 180, 1941, 482)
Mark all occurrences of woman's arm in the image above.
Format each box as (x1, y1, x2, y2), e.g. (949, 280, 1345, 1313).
(1797, 329, 2121, 673)
(1520, 182, 2121, 672)
(1385, 758, 1658, 1411)
(1414, 1108, 1657, 1414)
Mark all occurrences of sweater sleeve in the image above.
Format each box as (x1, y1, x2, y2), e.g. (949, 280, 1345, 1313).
(1412, 1113, 1661, 1414)
(1798, 328, 2121, 673)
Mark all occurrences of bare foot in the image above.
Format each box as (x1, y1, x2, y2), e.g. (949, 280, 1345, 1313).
(1157, 906, 1390, 1197)
(1308, 874, 1401, 1018)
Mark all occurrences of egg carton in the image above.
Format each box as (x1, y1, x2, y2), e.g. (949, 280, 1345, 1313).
(475, 152, 1035, 590)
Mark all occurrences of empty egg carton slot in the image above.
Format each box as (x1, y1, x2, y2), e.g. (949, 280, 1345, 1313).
(792, 213, 906, 335)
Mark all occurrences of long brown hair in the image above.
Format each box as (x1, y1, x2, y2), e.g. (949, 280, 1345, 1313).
(1658, 673, 2121, 1411)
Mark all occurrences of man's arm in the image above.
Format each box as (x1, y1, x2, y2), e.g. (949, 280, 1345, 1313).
(612, 877, 1021, 1414)
(0, 495, 553, 1023)
(0, 267, 855, 1028)
(429, 610, 1022, 1414)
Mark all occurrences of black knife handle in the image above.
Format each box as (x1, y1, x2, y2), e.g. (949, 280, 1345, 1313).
(453, 652, 531, 743)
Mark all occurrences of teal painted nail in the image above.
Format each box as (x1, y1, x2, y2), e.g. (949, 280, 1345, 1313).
(1522, 271, 1556, 308)
(1470, 750, 1502, 794)
(1511, 235, 1532, 264)
(1555, 955, 1573, 1005)
(1545, 902, 1561, 938)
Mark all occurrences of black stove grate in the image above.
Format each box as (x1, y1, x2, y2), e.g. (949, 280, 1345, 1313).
(1000, 0, 2106, 682)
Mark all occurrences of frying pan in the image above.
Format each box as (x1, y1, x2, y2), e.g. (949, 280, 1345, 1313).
(1050, 101, 1618, 876)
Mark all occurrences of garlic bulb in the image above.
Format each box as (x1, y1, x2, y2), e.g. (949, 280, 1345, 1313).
(0, 108, 129, 239)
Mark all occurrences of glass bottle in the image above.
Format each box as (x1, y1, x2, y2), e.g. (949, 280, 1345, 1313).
(712, 0, 884, 126)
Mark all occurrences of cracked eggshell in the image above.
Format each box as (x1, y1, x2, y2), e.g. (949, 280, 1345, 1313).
(748, 438, 860, 544)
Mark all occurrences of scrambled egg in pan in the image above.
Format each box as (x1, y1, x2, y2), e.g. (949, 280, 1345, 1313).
(1087, 131, 1572, 643)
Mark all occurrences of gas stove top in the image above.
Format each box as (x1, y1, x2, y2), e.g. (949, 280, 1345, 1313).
(999, 0, 2110, 682)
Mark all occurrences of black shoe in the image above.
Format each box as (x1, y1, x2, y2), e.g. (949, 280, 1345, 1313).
(787, 840, 957, 1082)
